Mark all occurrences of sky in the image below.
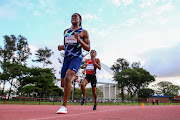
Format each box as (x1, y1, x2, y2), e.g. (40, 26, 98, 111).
(0, 0, 180, 89)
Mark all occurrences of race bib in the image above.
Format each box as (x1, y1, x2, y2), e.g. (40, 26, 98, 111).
(86, 64, 94, 71)
(65, 35, 77, 44)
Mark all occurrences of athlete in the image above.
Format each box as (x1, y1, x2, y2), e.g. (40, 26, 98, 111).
(81, 50, 101, 110)
(57, 13, 90, 114)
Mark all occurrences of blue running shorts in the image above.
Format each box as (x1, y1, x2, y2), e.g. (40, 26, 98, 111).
(61, 56, 82, 78)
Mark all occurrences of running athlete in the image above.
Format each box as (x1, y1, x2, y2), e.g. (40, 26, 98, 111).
(57, 13, 90, 114)
(81, 50, 101, 110)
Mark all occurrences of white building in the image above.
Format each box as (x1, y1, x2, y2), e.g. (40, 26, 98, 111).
(96, 63, 120, 101)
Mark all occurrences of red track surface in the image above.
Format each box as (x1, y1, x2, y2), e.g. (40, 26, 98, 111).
(0, 105, 180, 120)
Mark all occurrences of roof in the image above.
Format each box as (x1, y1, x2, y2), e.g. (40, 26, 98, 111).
(152, 95, 170, 97)
(96, 63, 117, 84)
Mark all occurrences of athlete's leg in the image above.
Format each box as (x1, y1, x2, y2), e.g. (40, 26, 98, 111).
(63, 69, 75, 107)
(81, 78, 88, 98)
(71, 75, 78, 82)
(92, 87, 97, 105)
(91, 75, 97, 110)
(57, 58, 70, 114)
(63, 57, 82, 107)
(61, 78, 64, 88)
(60, 58, 69, 88)
(80, 78, 88, 105)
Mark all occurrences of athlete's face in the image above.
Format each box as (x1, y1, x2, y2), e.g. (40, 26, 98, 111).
(71, 13, 81, 25)
(90, 50, 96, 58)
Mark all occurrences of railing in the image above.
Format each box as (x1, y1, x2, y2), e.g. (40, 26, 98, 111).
(1, 95, 180, 105)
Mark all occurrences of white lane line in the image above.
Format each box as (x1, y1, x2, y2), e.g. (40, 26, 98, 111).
(28, 106, 141, 120)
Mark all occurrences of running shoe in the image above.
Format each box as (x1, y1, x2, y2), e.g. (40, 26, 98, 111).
(93, 104, 97, 110)
(81, 98, 86, 105)
(57, 106, 67, 114)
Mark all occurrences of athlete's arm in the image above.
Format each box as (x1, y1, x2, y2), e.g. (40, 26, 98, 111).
(58, 45, 64, 51)
(74, 30, 90, 52)
(92, 58, 101, 70)
(58, 29, 67, 51)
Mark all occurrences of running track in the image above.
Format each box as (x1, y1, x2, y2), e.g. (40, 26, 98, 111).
(0, 105, 180, 120)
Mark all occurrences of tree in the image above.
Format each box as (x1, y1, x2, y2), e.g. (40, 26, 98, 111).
(0, 62, 28, 99)
(111, 58, 129, 102)
(22, 85, 34, 97)
(0, 35, 17, 95)
(0, 45, 2, 58)
(24, 67, 56, 98)
(1, 35, 17, 63)
(138, 88, 154, 101)
(16, 35, 32, 65)
(0, 35, 31, 96)
(111, 58, 129, 73)
(153, 81, 180, 98)
(114, 68, 155, 101)
(32, 47, 54, 68)
(131, 61, 141, 69)
(0, 68, 10, 95)
(49, 85, 63, 98)
(22, 84, 64, 98)
(10, 63, 28, 97)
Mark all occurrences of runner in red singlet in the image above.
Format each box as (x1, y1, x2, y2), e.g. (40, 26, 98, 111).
(80, 50, 101, 110)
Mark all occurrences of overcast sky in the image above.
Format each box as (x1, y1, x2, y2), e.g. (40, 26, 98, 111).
(0, 0, 180, 88)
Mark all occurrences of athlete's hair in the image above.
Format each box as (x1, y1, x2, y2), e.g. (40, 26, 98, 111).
(74, 13, 82, 27)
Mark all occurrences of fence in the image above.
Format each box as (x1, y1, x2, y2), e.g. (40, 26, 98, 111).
(0, 95, 180, 105)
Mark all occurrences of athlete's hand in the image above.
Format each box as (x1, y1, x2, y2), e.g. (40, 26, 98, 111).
(74, 32, 80, 42)
(91, 58, 96, 64)
(58, 45, 64, 51)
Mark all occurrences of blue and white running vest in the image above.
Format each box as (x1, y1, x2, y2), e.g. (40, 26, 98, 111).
(64, 28, 84, 58)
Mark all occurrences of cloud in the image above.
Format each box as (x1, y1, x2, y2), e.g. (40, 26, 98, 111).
(39, 0, 46, 7)
(138, 0, 174, 15)
(33, 10, 41, 16)
(44, 0, 57, 15)
(96, 26, 180, 79)
(98, 8, 103, 12)
(29, 45, 38, 55)
(140, 12, 151, 19)
(141, 43, 180, 78)
(140, 9, 169, 25)
(112, 0, 133, 7)
(121, 18, 139, 27)
(112, 0, 122, 7)
(138, 1, 146, 8)
(138, 0, 174, 25)
(156, 1, 174, 15)
(90, 25, 180, 75)
(11, 0, 57, 16)
(138, 0, 165, 8)
(82, 14, 101, 22)
(147, 17, 169, 25)
(121, 0, 133, 6)
(149, 77, 180, 90)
